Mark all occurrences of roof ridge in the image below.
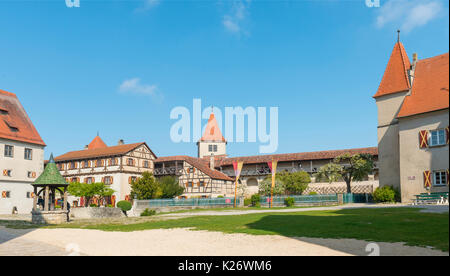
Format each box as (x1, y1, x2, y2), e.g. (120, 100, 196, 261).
(0, 89, 17, 98)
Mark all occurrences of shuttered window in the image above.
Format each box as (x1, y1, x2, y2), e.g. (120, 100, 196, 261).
(433, 171, 447, 187)
(430, 129, 446, 146)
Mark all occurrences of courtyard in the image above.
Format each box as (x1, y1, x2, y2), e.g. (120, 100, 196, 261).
(0, 204, 448, 256)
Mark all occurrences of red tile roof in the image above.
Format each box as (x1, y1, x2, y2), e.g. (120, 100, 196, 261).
(373, 42, 411, 98)
(0, 89, 46, 146)
(216, 147, 378, 166)
(88, 136, 108, 149)
(55, 142, 151, 162)
(155, 155, 233, 181)
(199, 112, 226, 142)
(397, 53, 449, 118)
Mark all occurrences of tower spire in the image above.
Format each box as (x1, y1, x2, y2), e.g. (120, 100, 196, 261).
(397, 29, 400, 43)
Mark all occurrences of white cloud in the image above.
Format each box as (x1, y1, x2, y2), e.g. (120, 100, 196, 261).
(222, 0, 251, 34)
(136, 0, 160, 12)
(119, 78, 163, 102)
(376, 0, 443, 32)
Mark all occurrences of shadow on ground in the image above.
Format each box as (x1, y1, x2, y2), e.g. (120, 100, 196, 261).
(244, 208, 449, 255)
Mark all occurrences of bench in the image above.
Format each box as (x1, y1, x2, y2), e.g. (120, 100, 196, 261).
(414, 192, 449, 205)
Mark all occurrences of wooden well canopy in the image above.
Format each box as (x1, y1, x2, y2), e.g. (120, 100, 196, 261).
(32, 153, 69, 212)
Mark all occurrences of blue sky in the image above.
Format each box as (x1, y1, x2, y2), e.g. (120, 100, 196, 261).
(1, 0, 449, 159)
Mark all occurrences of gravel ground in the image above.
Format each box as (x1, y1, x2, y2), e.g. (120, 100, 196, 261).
(0, 204, 447, 256)
(0, 227, 447, 256)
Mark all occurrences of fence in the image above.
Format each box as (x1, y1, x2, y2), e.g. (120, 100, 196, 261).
(343, 193, 373, 203)
(260, 194, 339, 206)
(135, 197, 242, 209)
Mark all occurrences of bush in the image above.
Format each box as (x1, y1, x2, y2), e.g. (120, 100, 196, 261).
(250, 194, 261, 207)
(140, 208, 156, 217)
(217, 195, 224, 198)
(117, 200, 132, 216)
(308, 191, 318, 195)
(284, 197, 295, 207)
(244, 198, 251, 206)
(89, 204, 98, 207)
(159, 176, 185, 199)
(373, 186, 397, 203)
(106, 204, 114, 208)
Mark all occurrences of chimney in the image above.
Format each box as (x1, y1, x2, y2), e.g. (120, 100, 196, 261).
(210, 153, 215, 170)
(118, 139, 124, 145)
(408, 53, 418, 88)
(84, 145, 89, 150)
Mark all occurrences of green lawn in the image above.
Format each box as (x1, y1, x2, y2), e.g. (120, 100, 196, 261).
(53, 208, 449, 252)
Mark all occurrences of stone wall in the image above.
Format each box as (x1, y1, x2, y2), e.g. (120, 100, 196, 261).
(32, 210, 68, 224)
(70, 207, 125, 219)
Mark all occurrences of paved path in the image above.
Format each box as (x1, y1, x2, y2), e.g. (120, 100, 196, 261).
(0, 227, 69, 256)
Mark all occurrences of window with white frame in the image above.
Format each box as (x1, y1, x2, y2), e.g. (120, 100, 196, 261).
(433, 171, 447, 187)
(4, 145, 13, 157)
(104, 176, 112, 185)
(24, 148, 32, 160)
(430, 129, 446, 146)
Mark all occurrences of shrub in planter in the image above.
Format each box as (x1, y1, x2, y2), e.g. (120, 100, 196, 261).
(373, 186, 397, 203)
(284, 197, 295, 207)
(117, 200, 132, 216)
(250, 194, 261, 207)
(140, 208, 156, 217)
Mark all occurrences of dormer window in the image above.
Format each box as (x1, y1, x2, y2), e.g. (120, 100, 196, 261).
(0, 108, 8, 115)
(3, 120, 19, 132)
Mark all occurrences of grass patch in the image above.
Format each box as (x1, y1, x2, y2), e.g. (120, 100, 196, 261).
(51, 208, 449, 252)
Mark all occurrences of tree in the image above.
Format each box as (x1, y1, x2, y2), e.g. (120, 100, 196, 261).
(67, 182, 115, 207)
(130, 172, 162, 200)
(158, 176, 184, 198)
(315, 153, 374, 194)
(259, 177, 285, 196)
(277, 171, 311, 195)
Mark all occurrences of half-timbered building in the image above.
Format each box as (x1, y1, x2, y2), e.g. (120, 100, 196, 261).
(155, 110, 379, 198)
(54, 136, 157, 205)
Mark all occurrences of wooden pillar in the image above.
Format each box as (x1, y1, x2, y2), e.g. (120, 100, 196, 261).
(51, 187, 56, 211)
(63, 187, 68, 211)
(44, 186, 49, 211)
(32, 186, 38, 211)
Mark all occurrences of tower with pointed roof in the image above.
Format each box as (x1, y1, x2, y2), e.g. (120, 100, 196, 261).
(197, 111, 227, 158)
(373, 35, 414, 192)
(374, 33, 449, 201)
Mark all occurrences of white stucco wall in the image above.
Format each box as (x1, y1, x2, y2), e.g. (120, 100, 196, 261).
(0, 138, 45, 214)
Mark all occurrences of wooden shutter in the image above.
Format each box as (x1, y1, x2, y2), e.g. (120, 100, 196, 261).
(419, 130, 429, 148)
(101, 177, 105, 183)
(110, 176, 114, 183)
(423, 171, 432, 188)
(185, 182, 188, 188)
(446, 127, 449, 145)
(447, 169, 449, 186)
(128, 176, 132, 184)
